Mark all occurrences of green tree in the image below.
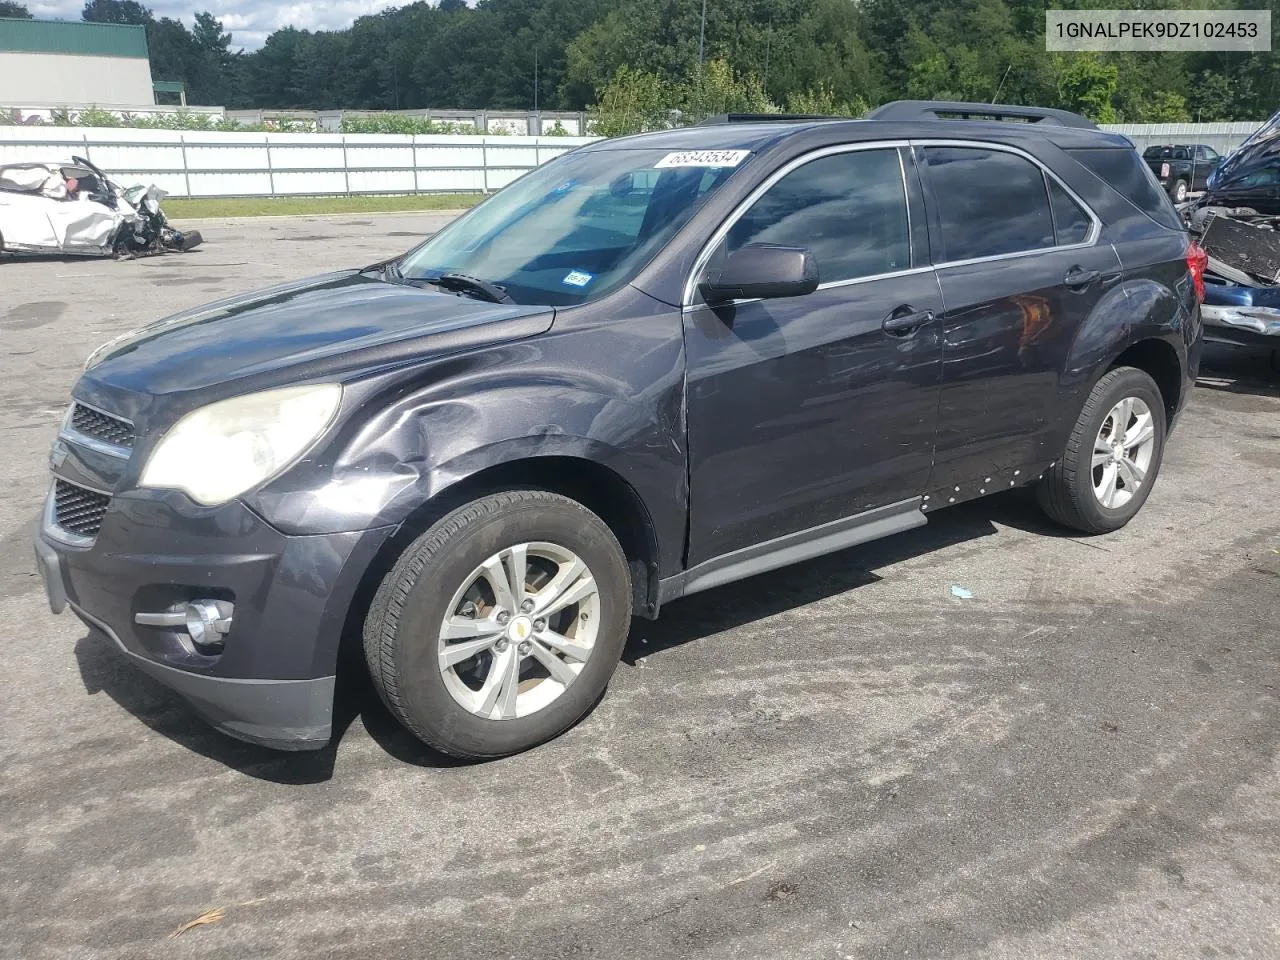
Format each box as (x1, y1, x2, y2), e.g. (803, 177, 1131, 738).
(0, 2, 32, 17)
(586, 64, 676, 136)
(682, 59, 776, 122)
(81, 0, 152, 24)
(1056, 54, 1119, 123)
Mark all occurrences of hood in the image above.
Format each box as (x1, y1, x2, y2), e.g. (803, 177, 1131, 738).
(1207, 110, 1280, 192)
(83, 270, 554, 396)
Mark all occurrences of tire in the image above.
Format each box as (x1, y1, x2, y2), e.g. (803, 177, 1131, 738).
(1172, 179, 1188, 204)
(1036, 366, 1167, 534)
(363, 490, 632, 758)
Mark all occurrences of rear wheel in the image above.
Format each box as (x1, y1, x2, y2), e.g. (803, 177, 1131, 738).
(363, 490, 632, 758)
(1172, 179, 1189, 203)
(1037, 366, 1166, 534)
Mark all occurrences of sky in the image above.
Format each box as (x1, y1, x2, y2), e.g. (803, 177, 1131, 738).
(26, 0, 396, 50)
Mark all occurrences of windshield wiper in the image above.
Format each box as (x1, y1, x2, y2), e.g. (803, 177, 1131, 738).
(430, 273, 515, 305)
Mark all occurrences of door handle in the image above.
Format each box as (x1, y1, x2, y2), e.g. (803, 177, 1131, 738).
(882, 307, 935, 335)
(1064, 268, 1100, 290)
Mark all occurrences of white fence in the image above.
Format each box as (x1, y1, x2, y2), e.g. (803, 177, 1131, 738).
(3, 121, 1268, 200)
(1101, 121, 1262, 156)
(0, 126, 596, 198)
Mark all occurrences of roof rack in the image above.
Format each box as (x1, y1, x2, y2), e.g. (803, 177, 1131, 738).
(865, 100, 1098, 130)
(695, 113, 846, 125)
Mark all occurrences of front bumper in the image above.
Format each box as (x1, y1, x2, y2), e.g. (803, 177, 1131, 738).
(37, 489, 394, 750)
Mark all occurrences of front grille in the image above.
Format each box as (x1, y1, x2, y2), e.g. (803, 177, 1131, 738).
(69, 403, 134, 449)
(54, 479, 110, 538)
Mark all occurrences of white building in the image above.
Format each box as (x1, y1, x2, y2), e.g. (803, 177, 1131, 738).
(0, 18, 157, 108)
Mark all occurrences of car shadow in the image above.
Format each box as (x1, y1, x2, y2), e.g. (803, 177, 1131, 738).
(622, 490, 1046, 664)
(72, 631, 353, 784)
(1197, 343, 1280, 396)
(71, 489, 1059, 775)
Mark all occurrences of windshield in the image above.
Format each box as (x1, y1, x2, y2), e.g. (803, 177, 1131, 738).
(398, 147, 750, 305)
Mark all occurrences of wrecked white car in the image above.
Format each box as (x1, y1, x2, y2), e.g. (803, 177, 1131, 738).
(0, 156, 201, 259)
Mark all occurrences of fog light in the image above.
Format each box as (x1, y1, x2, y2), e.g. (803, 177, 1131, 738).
(135, 599, 234, 651)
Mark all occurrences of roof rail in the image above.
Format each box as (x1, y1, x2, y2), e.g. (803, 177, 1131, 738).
(865, 100, 1097, 130)
(695, 113, 847, 125)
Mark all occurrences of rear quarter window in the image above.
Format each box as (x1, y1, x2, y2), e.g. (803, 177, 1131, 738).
(1067, 147, 1183, 230)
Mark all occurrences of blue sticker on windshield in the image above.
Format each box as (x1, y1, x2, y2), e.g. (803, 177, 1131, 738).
(562, 270, 593, 287)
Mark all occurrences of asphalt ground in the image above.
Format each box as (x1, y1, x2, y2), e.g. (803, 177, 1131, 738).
(1, 213, 1277, 960)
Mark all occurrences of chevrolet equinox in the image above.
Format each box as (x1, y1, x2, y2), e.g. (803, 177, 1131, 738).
(36, 101, 1205, 758)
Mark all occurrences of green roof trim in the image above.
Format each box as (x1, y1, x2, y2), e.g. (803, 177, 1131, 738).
(0, 18, 149, 59)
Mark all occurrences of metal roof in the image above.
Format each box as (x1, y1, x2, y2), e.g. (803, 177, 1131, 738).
(0, 18, 149, 59)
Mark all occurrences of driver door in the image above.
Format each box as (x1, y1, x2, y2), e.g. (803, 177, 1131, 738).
(682, 145, 944, 564)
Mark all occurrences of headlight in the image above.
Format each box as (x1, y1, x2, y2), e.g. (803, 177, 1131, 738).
(140, 384, 342, 506)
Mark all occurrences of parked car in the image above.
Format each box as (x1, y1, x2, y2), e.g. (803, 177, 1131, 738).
(0, 156, 200, 258)
(1201, 276, 1280, 360)
(35, 100, 1203, 758)
(1202, 111, 1280, 215)
(1142, 143, 1223, 203)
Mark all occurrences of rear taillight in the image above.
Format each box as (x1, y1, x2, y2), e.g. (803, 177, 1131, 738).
(1161, 161, 1171, 179)
(1187, 240, 1208, 302)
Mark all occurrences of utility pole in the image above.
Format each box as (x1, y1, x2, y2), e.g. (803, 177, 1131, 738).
(698, 0, 707, 68)
(534, 47, 539, 114)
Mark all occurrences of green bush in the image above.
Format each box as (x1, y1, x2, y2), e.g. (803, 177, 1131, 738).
(341, 115, 474, 135)
(587, 60, 785, 136)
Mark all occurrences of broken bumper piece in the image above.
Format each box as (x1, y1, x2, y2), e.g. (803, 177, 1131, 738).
(1201, 304, 1280, 337)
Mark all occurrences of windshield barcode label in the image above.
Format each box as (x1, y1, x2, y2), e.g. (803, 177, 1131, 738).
(656, 150, 750, 169)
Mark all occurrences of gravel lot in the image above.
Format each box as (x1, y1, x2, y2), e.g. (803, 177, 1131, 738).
(2, 213, 1278, 960)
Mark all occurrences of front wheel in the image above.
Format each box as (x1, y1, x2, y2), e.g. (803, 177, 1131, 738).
(1036, 366, 1167, 534)
(363, 490, 632, 758)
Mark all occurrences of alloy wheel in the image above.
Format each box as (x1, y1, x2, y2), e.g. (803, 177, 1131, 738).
(1091, 396, 1156, 509)
(437, 542, 600, 720)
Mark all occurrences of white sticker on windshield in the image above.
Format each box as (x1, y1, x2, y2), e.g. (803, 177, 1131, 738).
(655, 149, 750, 169)
(562, 270, 593, 287)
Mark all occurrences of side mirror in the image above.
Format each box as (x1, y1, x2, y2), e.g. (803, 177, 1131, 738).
(699, 244, 819, 304)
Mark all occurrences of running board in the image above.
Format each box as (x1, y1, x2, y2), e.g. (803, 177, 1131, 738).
(657, 497, 926, 607)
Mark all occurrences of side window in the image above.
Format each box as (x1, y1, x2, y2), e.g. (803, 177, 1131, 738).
(1066, 147, 1183, 231)
(923, 146, 1055, 261)
(727, 149, 910, 284)
(1048, 179, 1092, 245)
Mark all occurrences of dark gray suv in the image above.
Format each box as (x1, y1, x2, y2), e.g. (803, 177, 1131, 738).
(36, 101, 1204, 758)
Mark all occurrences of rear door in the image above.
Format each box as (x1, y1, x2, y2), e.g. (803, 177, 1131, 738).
(683, 144, 944, 563)
(915, 142, 1123, 500)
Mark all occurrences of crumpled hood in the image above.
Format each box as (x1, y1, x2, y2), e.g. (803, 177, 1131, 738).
(83, 270, 554, 395)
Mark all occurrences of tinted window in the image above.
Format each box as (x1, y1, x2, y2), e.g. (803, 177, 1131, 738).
(923, 146, 1055, 261)
(726, 149, 910, 283)
(1067, 147, 1182, 230)
(1048, 179, 1091, 244)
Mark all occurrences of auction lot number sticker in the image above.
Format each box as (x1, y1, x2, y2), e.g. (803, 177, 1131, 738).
(656, 150, 751, 169)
